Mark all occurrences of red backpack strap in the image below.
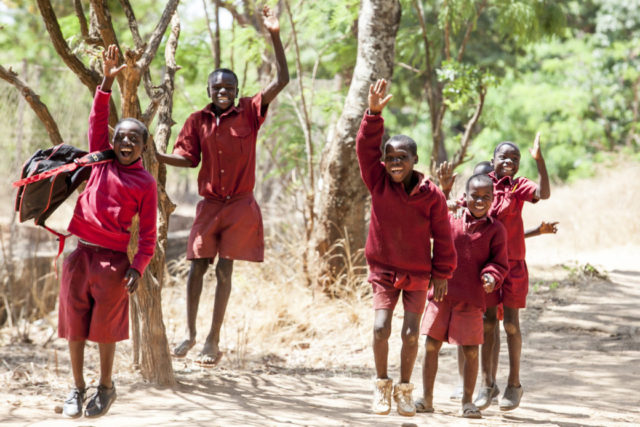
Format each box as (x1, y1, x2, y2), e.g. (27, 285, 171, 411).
(42, 225, 71, 280)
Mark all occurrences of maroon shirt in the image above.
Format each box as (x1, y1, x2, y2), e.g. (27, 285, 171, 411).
(488, 171, 538, 260)
(429, 210, 509, 311)
(357, 113, 457, 290)
(172, 93, 267, 200)
(68, 88, 157, 275)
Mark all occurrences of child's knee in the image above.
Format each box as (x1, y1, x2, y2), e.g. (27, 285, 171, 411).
(191, 259, 209, 276)
(373, 323, 391, 341)
(503, 320, 520, 336)
(462, 345, 479, 360)
(425, 337, 442, 352)
(401, 328, 420, 346)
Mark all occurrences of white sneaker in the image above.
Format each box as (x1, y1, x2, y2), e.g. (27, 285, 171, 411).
(372, 378, 393, 415)
(393, 382, 416, 417)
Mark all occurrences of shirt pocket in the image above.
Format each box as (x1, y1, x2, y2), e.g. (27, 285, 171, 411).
(229, 126, 253, 154)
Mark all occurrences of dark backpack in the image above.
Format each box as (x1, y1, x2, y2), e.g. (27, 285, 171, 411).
(13, 144, 114, 258)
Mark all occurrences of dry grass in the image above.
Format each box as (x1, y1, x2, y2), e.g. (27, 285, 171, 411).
(0, 158, 638, 406)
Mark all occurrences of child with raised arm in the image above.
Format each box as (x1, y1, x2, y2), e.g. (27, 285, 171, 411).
(156, 5, 288, 367)
(475, 134, 550, 411)
(438, 160, 557, 404)
(357, 79, 456, 417)
(58, 45, 157, 418)
(417, 173, 508, 418)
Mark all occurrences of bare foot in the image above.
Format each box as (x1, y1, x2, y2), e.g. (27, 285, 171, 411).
(172, 339, 195, 358)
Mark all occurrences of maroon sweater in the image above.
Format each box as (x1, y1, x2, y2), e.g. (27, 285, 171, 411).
(429, 210, 509, 310)
(68, 88, 157, 275)
(356, 113, 457, 290)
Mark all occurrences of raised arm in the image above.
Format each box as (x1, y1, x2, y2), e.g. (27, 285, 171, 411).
(437, 161, 457, 200)
(530, 132, 550, 200)
(100, 44, 126, 92)
(260, 6, 290, 106)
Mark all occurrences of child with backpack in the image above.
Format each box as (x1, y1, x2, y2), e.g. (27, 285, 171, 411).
(57, 45, 157, 418)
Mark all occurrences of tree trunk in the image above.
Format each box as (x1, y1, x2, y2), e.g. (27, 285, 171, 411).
(311, 0, 401, 291)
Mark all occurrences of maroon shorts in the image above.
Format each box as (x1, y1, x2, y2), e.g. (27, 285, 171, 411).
(58, 243, 130, 343)
(484, 288, 502, 308)
(502, 259, 529, 309)
(420, 299, 484, 345)
(188, 193, 264, 262)
(371, 274, 428, 314)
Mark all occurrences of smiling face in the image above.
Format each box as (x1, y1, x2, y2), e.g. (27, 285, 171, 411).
(492, 143, 521, 179)
(383, 138, 418, 187)
(113, 120, 145, 165)
(207, 71, 238, 112)
(466, 176, 494, 219)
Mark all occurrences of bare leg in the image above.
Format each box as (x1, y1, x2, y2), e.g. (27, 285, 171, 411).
(461, 345, 479, 405)
(199, 258, 234, 363)
(503, 306, 521, 387)
(373, 309, 392, 379)
(68, 340, 86, 390)
(399, 311, 421, 383)
(491, 320, 500, 384)
(173, 259, 209, 357)
(421, 336, 442, 409)
(98, 342, 115, 388)
(480, 306, 498, 387)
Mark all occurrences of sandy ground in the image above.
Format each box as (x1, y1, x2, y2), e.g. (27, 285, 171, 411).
(1, 256, 639, 426)
(1, 165, 639, 426)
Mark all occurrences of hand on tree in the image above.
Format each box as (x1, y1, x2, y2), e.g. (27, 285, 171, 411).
(368, 78, 393, 114)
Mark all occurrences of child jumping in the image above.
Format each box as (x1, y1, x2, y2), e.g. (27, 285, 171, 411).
(156, 5, 288, 366)
(58, 45, 157, 418)
(357, 79, 456, 417)
(417, 173, 508, 418)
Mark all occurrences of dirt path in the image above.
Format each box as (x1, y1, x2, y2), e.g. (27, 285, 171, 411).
(1, 256, 639, 426)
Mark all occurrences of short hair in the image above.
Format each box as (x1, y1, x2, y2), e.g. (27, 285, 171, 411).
(208, 68, 238, 86)
(466, 172, 494, 193)
(384, 135, 418, 156)
(473, 161, 493, 175)
(493, 141, 520, 157)
(115, 118, 149, 145)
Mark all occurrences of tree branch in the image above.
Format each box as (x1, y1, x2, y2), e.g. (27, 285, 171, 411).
(456, 0, 487, 62)
(138, 0, 180, 70)
(118, 0, 145, 49)
(452, 86, 486, 169)
(0, 64, 63, 146)
(214, 0, 250, 27)
(73, 0, 100, 45)
(36, 0, 101, 92)
(443, 0, 451, 61)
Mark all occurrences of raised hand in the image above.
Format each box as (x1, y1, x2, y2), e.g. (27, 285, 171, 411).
(437, 161, 457, 195)
(530, 132, 543, 161)
(368, 78, 393, 114)
(262, 5, 280, 33)
(539, 221, 559, 235)
(102, 44, 126, 79)
(482, 273, 496, 293)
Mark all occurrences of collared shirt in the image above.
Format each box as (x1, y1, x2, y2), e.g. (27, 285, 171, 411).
(172, 93, 267, 201)
(357, 112, 457, 286)
(433, 210, 508, 310)
(488, 171, 538, 260)
(68, 88, 157, 275)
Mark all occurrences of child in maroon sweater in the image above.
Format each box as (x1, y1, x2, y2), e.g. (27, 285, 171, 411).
(358, 79, 456, 417)
(58, 45, 157, 418)
(417, 173, 508, 418)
